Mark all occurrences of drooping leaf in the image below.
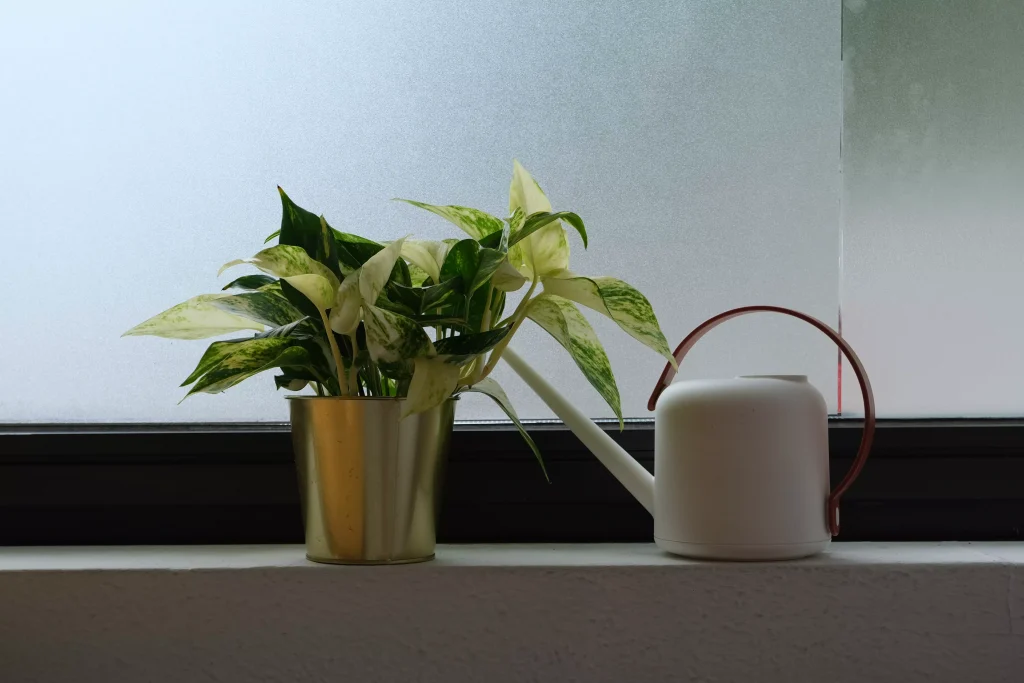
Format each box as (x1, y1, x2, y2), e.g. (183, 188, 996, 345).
(221, 274, 276, 291)
(433, 326, 513, 365)
(282, 273, 335, 311)
(209, 289, 303, 327)
(359, 237, 406, 306)
(526, 294, 622, 427)
(400, 239, 450, 285)
(401, 356, 460, 418)
(491, 259, 528, 292)
(220, 244, 340, 292)
(542, 274, 675, 366)
(510, 211, 587, 249)
(396, 199, 504, 240)
(439, 239, 505, 295)
(458, 377, 546, 479)
(123, 295, 264, 340)
(181, 338, 248, 387)
(276, 187, 342, 280)
(362, 305, 432, 366)
(185, 338, 311, 396)
(274, 374, 310, 392)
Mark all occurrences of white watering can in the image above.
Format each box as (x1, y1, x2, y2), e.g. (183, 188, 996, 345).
(503, 306, 875, 560)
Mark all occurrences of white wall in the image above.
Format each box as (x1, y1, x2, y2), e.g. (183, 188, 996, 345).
(0, 0, 840, 422)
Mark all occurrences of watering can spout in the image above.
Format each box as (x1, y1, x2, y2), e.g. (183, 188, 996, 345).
(501, 348, 655, 515)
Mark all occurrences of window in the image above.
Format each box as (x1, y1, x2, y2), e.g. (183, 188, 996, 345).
(1, 2, 1021, 544)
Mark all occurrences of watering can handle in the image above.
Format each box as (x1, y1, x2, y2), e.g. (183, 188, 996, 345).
(647, 306, 875, 537)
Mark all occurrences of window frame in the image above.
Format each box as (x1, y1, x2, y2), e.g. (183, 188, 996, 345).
(1, 419, 1021, 544)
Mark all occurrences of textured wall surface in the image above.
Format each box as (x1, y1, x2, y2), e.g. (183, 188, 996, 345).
(0, 543, 1021, 682)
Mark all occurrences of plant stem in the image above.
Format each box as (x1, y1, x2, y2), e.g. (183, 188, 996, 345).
(480, 284, 494, 332)
(347, 332, 360, 396)
(318, 309, 347, 395)
(479, 276, 538, 380)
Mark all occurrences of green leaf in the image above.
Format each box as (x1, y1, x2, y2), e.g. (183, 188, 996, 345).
(274, 374, 310, 392)
(526, 294, 622, 427)
(439, 239, 505, 295)
(186, 338, 311, 396)
(209, 289, 303, 327)
(396, 199, 504, 240)
(220, 244, 340, 292)
(542, 274, 675, 366)
(333, 230, 384, 272)
(402, 356, 460, 418)
(221, 274, 276, 291)
(433, 326, 512, 365)
(388, 277, 463, 315)
(458, 377, 546, 479)
(123, 294, 264, 340)
(362, 305, 433, 366)
(276, 187, 342, 280)
(510, 211, 587, 249)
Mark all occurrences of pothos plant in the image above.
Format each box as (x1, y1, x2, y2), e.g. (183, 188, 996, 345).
(125, 161, 676, 468)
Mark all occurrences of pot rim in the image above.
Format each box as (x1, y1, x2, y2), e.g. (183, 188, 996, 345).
(285, 395, 460, 402)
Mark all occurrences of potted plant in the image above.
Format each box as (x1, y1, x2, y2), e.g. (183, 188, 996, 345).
(125, 160, 675, 564)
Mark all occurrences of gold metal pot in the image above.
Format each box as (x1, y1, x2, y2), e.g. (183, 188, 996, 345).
(288, 397, 455, 565)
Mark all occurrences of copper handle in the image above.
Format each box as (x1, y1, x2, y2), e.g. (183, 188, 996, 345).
(647, 305, 875, 536)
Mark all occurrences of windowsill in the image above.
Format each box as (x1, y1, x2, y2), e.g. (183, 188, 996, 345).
(2, 543, 1021, 682)
(1, 541, 1023, 571)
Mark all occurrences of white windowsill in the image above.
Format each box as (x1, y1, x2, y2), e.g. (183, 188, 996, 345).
(1, 543, 1021, 683)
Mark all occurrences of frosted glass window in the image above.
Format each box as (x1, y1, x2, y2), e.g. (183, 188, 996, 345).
(1, 1, 839, 423)
(841, 0, 1024, 416)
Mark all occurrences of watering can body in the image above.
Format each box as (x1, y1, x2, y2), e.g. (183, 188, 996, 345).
(653, 376, 830, 560)
(503, 305, 874, 562)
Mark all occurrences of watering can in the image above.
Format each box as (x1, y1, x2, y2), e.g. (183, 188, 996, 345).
(503, 306, 875, 560)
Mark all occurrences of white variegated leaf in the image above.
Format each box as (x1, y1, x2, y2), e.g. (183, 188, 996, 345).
(329, 275, 362, 335)
(507, 160, 569, 279)
(458, 377, 546, 477)
(219, 245, 340, 291)
(542, 274, 675, 366)
(362, 305, 433, 365)
(396, 199, 504, 240)
(359, 237, 406, 305)
(209, 289, 303, 327)
(402, 356, 460, 418)
(184, 338, 308, 396)
(492, 259, 528, 292)
(400, 239, 449, 285)
(123, 294, 264, 340)
(526, 293, 622, 426)
(282, 274, 335, 311)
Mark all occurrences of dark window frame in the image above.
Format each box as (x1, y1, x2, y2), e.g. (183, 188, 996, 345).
(1, 419, 1022, 544)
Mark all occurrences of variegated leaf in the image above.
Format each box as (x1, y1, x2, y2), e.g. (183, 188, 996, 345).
(123, 294, 264, 340)
(400, 240, 450, 285)
(507, 161, 569, 279)
(363, 305, 432, 365)
(329, 275, 362, 335)
(402, 356, 460, 418)
(220, 244, 340, 292)
(492, 259, 528, 292)
(282, 274, 335, 311)
(209, 289, 303, 327)
(542, 274, 675, 366)
(433, 326, 512, 366)
(359, 237, 406, 305)
(184, 337, 310, 396)
(396, 199, 504, 240)
(221, 274, 276, 291)
(181, 338, 247, 387)
(458, 377, 546, 478)
(526, 294, 622, 426)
